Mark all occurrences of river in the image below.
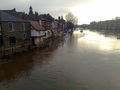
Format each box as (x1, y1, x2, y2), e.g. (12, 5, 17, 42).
(0, 29, 120, 90)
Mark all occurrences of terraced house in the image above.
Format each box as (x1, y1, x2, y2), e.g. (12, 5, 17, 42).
(0, 11, 31, 50)
(28, 20, 45, 46)
(39, 14, 54, 39)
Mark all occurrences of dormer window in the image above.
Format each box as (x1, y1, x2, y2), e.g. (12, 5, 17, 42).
(22, 23, 25, 31)
(9, 22, 14, 31)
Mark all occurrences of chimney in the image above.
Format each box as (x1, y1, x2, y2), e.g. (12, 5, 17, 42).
(35, 12, 38, 19)
(13, 8, 16, 12)
(22, 13, 26, 19)
(44, 14, 47, 19)
(58, 16, 60, 20)
(61, 16, 63, 20)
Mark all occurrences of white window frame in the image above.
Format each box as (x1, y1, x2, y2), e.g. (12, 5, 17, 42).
(42, 21, 44, 25)
(39, 31, 41, 35)
(9, 22, 14, 32)
(22, 23, 25, 31)
(41, 31, 44, 34)
(39, 20, 42, 26)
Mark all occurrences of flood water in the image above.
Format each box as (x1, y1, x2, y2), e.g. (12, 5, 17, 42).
(1, 29, 120, 90)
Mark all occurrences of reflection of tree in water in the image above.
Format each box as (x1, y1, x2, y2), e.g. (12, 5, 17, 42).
(0, 37, 65, 87)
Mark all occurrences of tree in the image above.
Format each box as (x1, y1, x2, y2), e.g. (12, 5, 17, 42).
(65, 12, 78, 29)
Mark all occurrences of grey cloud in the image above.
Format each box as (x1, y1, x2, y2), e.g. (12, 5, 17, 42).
(1, 0, 96, 10)
(0, 0, 95, 19)
(48, 8, 71, 19)
(32, 0, 96, 8)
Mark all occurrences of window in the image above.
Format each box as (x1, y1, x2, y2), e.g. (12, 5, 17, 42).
(41, 31, 44, 34)
(42, 21, 44, 25)
(39, 31, 41, 35)
(48, 23, 49, 26)
(22, 33, 26, 39)
(9, 37, 16, 45)
(55, 23, 57, 28)
(9, 22, 14, 31)
(22, 23, 25, 31)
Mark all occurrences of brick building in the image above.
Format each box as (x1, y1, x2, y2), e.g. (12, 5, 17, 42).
(0, 11, 31, 49)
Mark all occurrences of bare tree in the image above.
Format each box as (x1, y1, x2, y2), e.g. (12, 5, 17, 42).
(65, 12, 78, 29)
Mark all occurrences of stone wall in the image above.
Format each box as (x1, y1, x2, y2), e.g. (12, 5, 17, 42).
(2, 22, 31, 49)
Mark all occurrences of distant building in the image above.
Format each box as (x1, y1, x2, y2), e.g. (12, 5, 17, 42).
(39, 14, 54, 38)
(52, 20, 58, 36)
(57, 16, 66, 33)
(25, 6, 39, 21)
(29, 6, 33, 15)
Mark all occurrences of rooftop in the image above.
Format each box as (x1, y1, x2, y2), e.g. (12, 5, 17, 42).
(0, 11, 29, 22)
(28, 20, 44, 30)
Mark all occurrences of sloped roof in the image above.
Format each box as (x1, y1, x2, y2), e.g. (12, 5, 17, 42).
(0, 11, 29, 22)
(2, 8, 16, 13)
(10, 12, 22, 17)
(39, 14, 54, 22)
(25, 14, 38, 21)
(28, 20, 44, 30)
(2, 9, 25, 19)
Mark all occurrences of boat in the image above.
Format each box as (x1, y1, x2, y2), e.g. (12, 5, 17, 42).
(80, 29, 83, 32)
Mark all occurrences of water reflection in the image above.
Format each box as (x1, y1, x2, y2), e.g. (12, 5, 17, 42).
(0, 37, 65, 89)
(78, 30, 120, 53)
(0, 54, 34, 87)
(1, 29, 120, 90)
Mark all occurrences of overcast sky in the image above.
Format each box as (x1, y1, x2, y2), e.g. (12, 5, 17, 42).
(0, 0, 120, 25)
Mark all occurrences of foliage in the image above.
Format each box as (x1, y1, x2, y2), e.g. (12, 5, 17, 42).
(67, 21, 74, 29)
(65, 12, 78, 29)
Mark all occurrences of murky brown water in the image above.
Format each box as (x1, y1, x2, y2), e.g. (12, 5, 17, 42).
(1, 29, 120, 90)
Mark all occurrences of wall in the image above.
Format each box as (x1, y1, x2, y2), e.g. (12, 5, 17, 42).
(2, 22, 31, 49)
(31, 29, 45, 37)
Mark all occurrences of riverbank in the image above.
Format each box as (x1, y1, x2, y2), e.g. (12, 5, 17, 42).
(0, 33, 65, 64)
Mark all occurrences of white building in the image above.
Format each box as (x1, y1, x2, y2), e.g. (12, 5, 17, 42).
(28, 20, 45, 46)
(52, 20, 58, 36)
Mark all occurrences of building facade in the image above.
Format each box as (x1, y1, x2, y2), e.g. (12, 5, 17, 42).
(29, 20, 45, 46)
(0, 11, 31, 49)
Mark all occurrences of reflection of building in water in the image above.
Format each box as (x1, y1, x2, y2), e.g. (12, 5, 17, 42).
(0, 54, 34, 83)
(117, 35, 120, 39)
(0, 37, 62, 85)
